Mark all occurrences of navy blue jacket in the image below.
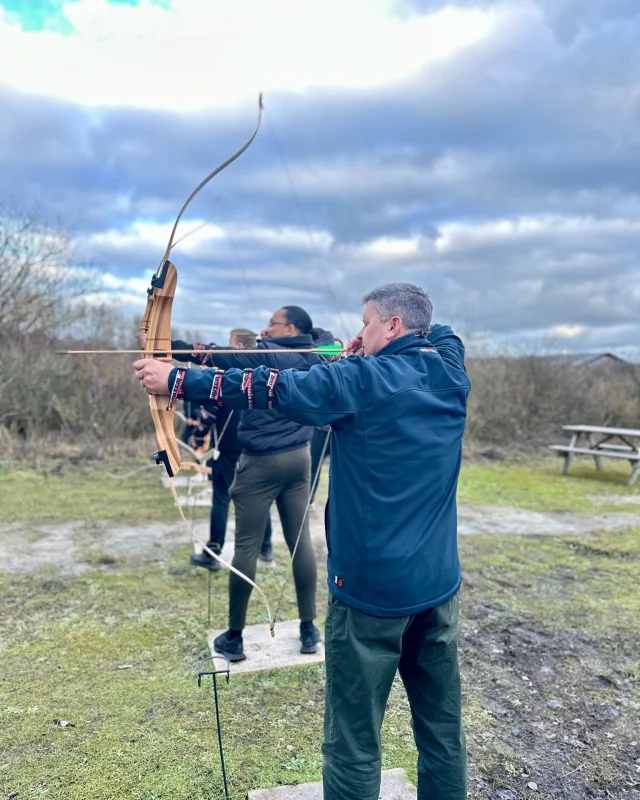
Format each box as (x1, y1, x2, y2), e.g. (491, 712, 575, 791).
(187, 334, 327, 456)
(171, 325, 470, 616)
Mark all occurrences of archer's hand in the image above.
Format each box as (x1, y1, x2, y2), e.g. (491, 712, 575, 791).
(346, 334, 364, 357)
(133, 359, 174, 395)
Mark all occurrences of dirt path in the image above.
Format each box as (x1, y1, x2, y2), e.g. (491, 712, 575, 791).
(1, 501, 638, 575)
(457, 504, 639, 536)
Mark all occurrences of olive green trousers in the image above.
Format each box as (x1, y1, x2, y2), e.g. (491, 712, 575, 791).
(322, 593, 466, 800)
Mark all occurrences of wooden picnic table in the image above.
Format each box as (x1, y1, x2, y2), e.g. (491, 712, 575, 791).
(549, 424, 640, 485)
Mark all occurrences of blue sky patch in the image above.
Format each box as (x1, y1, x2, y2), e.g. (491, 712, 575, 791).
(1, 0, 170, 32)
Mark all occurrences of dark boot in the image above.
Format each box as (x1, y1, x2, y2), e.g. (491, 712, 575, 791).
(258, 545, 273, 562)
(259, 518, 273, 561)
(213, 630, 246, 662)
(300, 621, 321, 654)
(190, 545, 221, 571)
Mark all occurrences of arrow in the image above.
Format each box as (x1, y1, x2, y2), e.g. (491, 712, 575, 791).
(57, 345, 344, 357)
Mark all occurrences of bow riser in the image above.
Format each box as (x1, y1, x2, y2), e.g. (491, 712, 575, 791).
(142, 260, 181, 478)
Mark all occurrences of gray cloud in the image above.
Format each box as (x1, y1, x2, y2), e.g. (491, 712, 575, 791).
(400, 0, 640, 42)
(1, 0, 640, 355)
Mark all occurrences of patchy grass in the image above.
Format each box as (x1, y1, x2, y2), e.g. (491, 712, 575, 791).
(1, 452, 639, 796)
(0, 460, 203, 524)
(1, 455, 637, 526)
(458, 457, 639, 514)
(1, 527, 639, 799)
(0, 545, 329, 800)
(459, 527, 640, 799)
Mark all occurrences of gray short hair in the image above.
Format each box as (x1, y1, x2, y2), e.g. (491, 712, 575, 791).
(362, 283, 433, 331)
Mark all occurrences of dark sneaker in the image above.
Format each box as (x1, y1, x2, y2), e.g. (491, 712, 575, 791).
(213, 631, 246, 662)
(258, 546, 273, 562)
(300, 623, 321, 654)
(190, 549, 221, 571)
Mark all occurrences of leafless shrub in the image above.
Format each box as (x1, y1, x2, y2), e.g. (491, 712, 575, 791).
(466, 357, 640, 446)
(1, 208, 638, 454)
(0, 207, 154, 442)
(0, 206, 97, 339)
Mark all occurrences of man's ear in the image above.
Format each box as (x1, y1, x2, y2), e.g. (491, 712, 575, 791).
(388, 315, 403, 337)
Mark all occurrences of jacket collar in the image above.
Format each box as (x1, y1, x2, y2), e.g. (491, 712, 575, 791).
(263, 333, 315, 349)
(375, 330, 431, 358)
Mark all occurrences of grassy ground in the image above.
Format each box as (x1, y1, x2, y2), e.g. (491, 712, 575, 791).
(1, 456, 639, 799)
(0, 454, 638, 525)
(457, 457, 639, 514)
(0, 459, 183, 525)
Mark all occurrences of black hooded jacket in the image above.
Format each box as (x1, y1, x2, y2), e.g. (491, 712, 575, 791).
(171, 334, 328, 455)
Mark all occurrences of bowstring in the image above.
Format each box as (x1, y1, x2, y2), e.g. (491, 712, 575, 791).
(167, 477, 275, 635)
(212, 410, 234, 454)
(263, 109, 351, 342)
(272, 428, 331, 624)
(171, 220, 208, 250)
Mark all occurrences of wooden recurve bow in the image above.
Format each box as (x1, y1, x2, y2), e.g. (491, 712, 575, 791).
(140, 95, 274, 633)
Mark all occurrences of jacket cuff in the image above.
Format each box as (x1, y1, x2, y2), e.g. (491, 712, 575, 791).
(174, 365, 278, 410)
(167, 368, 186, 410)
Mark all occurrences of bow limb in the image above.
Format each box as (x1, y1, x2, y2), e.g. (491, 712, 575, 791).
(159, 94, 263, 268)
(141, 94, 264, 478)
(139, 95, 275, 634)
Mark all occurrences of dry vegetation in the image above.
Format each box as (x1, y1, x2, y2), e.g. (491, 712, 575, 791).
(466, 357, 640, 447)
(0, 208, 151, 443)
(2, 208, 639, 451)
(4, 352, 639, 454)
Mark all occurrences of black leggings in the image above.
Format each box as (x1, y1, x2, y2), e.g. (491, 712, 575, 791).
(228, 447, 317, 630)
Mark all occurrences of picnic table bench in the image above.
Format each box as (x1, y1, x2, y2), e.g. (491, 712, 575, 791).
(549, 424, 640, 485)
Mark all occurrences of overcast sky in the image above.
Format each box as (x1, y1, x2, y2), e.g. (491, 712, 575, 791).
(2, 0, 639, 356)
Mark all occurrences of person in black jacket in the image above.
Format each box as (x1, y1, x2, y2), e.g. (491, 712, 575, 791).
(180, 398, 201, 444)
(171, 306, 328, 660)
(187, 330, 273, 570)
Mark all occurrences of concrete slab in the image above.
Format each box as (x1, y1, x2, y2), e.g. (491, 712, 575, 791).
(161, 474, 208, 488)
(179, 490, 213, 508)
(248, 768, 416, 799)
(208, 618, 324, 675)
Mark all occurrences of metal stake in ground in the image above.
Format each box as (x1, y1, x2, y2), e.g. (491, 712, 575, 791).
(198, 656, 232, 799)
(207, 569, 213, 628)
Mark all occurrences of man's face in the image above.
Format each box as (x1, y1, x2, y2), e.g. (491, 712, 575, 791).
(229, 334, 242, 349)
(265, 308, 295, 338)
(359, 301, 401, 356)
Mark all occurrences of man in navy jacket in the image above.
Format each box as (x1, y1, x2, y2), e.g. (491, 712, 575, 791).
(135, 283, 469, 800)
